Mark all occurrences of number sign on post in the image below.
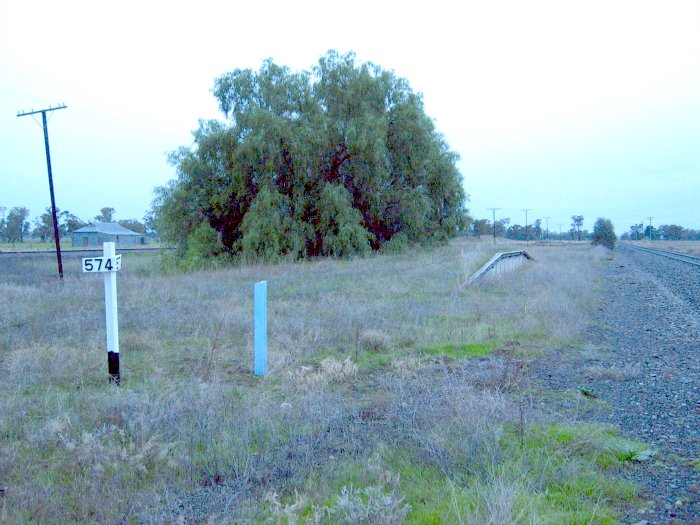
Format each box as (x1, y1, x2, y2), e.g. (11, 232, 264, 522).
(82, 242, 121, 385)
(81, 254, 121, 273)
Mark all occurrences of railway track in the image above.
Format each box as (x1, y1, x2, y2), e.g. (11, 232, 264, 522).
(622, 243, 700, 267)
(0, 246, 175, 258)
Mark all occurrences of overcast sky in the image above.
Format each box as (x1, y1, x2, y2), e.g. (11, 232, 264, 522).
(1, 0, 698, 234)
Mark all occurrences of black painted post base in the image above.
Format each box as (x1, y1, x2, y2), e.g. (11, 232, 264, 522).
(108, 351, 120, 385)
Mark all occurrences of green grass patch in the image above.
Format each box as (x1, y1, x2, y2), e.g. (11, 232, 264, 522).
(388, 451, 470, 525)
(313, 340, 497, 371)
(278, 422, 643, 524)
(354, 351, 394, 368)
(691, 458, 700, 473)
(420, 341, 496, 359)
(507, 423, 654, 469)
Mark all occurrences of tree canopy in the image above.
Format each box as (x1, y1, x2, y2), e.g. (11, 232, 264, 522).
(95, 207, 115, 223)
(4, 207, 30, 243)
(592, 218, 617, 249)
(33, 207, 87, 241)
(571, 215, 584, 241)
(153, 51, 468, 260)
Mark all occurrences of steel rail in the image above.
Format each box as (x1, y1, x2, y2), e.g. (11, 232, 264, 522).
(623, 243, 700, 267)
(0, 247, 175, 258)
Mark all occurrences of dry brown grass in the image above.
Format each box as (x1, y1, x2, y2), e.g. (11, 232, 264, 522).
(0, 240, 632, 523)
(631, 239, 700, 255)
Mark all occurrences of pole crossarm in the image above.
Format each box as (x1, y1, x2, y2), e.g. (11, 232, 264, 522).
(17, 105, 67, 117)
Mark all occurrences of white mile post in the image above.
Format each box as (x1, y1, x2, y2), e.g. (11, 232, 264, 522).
(82, 241, 122, 384)
(103, 242, 120, 384)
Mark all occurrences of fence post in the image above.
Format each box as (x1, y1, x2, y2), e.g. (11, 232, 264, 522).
(254, 281, 267, 376)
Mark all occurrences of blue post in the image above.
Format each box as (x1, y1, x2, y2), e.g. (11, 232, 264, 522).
(254, 281, 267, 376)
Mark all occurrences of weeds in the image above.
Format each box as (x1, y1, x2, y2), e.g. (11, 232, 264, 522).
(0, 240, 644, 523)
(291, 357, 359, 390)
(357, 329, 391, 352)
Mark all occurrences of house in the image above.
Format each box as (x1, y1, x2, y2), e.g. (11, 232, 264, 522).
(72, 222, 146, 247)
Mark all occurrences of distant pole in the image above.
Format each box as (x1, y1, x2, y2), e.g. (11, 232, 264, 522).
(254, 281, 268, 376)
(521, 209, 532, 245)
(558, 224, 563, 240)
(17, 104, 67, 280)
(487, 208, 500, 244)
(544, 217, 551, 241)
(647, 216, 653, 241)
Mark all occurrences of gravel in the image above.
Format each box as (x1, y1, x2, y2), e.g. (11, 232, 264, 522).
(532, 245, 700, 524)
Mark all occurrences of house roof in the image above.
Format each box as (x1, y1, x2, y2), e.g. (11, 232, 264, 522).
(73, 222, 142, 236)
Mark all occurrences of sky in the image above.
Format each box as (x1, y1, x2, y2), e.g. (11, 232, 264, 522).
(1, 0, 699, 234)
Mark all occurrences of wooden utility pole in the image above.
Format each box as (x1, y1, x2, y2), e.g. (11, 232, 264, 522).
(17, 104, 67, 279)
(487, 208, 501, 244)
(521, 209, 532, 245)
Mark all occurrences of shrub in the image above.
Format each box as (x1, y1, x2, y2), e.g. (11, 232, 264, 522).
(592, 218, 617, 249)
(358, 330, 391, 352)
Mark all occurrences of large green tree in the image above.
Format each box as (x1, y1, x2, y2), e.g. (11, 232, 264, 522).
(118, 219, 146, 235)
(153, 51, 468, 258)
(571, 215, 584, 241)
(33, 207, 86, 242)
(658, 224, 685, 240)
(94, 207, 115, 223)
(61, 212, 87, 235)
(5, 207, 30, 243)
(471, 219, 492, 238)
(629, 223, 644, 240)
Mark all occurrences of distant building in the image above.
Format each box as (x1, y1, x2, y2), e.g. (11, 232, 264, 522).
(72, 223, 146, 247)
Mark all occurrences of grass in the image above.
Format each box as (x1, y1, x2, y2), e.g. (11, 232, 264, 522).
(691, 458, 700, 473)
(628, 239, 700, 255)
(0, 239, 646, 523)
(0, 241, 58, 251)
(0, 240, 169, 252)
(392, 421, 643, 525)
(258, 421, 642, 524)
(421, 341, 496, 359)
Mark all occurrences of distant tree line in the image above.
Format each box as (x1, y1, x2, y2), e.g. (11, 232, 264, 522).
(620, 223, 700, 241)
(0, 205, 150, 245)
(470, 215, 590, 241)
